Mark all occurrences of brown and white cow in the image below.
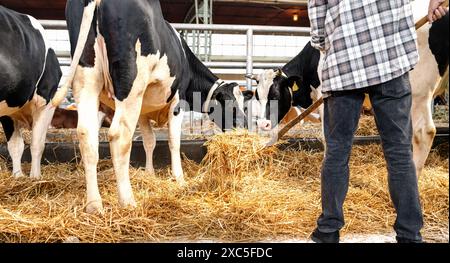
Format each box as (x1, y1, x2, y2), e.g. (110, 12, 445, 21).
(411, 14, 448, 176)
(51, 104, 114, 129)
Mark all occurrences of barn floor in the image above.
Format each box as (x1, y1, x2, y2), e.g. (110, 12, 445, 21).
(167, 233, 399, 243)
(0, 141, 448, 243)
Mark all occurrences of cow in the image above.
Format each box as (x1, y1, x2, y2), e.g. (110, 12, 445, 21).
(248, 42, 322, 132)
(250, 13, 449, 178)
(411, 13, 448, 176)
(50, 107, 79, 129)
(51, 103, 114, 129)
(0, 6, 62, 178)
(53, 0, 253, 214)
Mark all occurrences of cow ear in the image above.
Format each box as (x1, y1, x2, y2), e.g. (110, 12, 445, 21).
(275, 68, 283, 77)
(212, 90, 223, 102)
(242, 90, 254, 101)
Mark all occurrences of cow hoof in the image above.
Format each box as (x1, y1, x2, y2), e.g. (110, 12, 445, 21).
(30, 173, 42, 180)
(12, 172, 24, 179)
(119, 198, 137, 209)
(145, 168, 156, 176)
(86, 201, 104, 215)
(63, 236, 80, 243)
(175, 177, 186, 187)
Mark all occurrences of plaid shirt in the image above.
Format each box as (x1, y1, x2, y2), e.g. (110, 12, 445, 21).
(308, 0, 419, 94)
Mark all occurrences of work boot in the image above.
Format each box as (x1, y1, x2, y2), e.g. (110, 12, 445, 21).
(311, 228, 340, 243)
(396, 237, 425, 243)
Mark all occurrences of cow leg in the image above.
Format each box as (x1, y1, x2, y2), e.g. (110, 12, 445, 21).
(138, 116, 156, 175)
(8, 126, 24, 178)
(411, 91, 436, 177)
(73, 66, 104, 214)
(77, 93, 102, 213)
(108, 96, 143, 208)
(168, 94, 185, 186)
(30, 104, 55, 179)
(1, 117, 24, 178)
(97, 111, 106, 129)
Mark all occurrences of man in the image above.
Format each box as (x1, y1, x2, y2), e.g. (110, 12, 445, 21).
(308, 0, 448, 243)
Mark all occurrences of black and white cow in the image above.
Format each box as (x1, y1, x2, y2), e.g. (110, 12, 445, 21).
(251, 14, 449, 177)
(248, 42, 322, 132)
(54, 0, 252, 214)
(0, 6, 62, 178)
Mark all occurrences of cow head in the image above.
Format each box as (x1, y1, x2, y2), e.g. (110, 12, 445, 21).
(249, 69, 300, 131)
(206, 83, 254, 131)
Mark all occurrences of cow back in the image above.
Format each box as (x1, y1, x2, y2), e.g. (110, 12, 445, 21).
(96, 0, 187, 101)
(0, 6, 46, 108)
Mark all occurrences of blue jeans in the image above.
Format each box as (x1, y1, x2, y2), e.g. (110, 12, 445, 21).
(317, 73, 423, 241)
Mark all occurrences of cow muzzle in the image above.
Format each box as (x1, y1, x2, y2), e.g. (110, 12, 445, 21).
(257, 119, 272, 131)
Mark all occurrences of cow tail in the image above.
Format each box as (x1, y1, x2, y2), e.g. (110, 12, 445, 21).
(52, 0, 98, 107)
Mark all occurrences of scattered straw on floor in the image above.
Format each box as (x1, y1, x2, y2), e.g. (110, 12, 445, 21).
(0, 128, 111, 144)
(355, 115, 379, 136)
(0, 130, 448, 243)
(434, 105, 449, 123)
(286, 115, 379, 138)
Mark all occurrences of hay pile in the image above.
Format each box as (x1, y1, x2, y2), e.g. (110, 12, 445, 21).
(194, 131, 279, 192)
(0, 131, 448, 243)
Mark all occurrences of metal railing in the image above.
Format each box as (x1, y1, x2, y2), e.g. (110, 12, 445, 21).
(40, 20, 311, 90)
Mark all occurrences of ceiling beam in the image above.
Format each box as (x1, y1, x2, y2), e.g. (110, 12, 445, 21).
(215, 0, 308, 5)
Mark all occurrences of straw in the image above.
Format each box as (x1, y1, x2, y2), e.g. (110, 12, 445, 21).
(0, 131, 447, 243)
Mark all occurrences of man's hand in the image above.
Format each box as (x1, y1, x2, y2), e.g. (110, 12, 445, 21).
(428, 0, 449, 23)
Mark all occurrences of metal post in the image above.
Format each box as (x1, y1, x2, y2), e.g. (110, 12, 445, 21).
(208, 0, 213, 61)
(210, 0, 213, 24)
(246, 28, 254, 91)
(195, 0, 199, 24)
(203, 0, 209, 61)
(194, 0, 200, 55)
(190, 111, 195, 134)
(193, 31, 198, 54)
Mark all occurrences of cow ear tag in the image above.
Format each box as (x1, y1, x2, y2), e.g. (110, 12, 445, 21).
(292, 82, 299, 92)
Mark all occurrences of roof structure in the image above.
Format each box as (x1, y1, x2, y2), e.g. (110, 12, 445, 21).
(0, 0, 310, 26)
